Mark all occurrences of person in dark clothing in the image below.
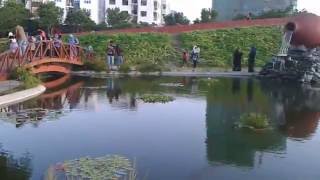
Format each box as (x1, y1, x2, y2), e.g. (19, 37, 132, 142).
(233, 48, 243, 71)
(248, 46, 257, 73)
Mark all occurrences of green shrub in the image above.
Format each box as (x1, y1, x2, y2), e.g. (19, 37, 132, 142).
(119, 63, 131, 73)
(137, 63, 163, 73)
(179, 26, 282, 67)
(10, 67, 41, 89)
(239, 113, 270, 130)
(83, 59, 106, 72)
(140, 94, 174, 103)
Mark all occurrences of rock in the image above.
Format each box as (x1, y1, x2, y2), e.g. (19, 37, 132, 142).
(260, 48, 320, 84)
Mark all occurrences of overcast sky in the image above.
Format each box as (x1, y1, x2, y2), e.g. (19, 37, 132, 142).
(168, 0, 320, 21)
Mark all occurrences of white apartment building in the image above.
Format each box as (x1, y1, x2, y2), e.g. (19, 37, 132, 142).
(2, 0, 169, 25)
(105, 0, 169, 25)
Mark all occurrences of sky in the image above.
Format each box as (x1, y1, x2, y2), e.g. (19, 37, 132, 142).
(168, 0, 320, 21)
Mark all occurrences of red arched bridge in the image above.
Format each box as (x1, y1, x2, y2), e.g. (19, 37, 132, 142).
(0, 41, 85, 78)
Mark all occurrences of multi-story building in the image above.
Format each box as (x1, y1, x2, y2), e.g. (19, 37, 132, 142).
(2, 0, 169, 25)
(212, 0, 297, 21)
(105, 0, 169, 25)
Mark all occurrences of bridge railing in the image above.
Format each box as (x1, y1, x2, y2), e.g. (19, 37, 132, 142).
(0, 40, 84, 74)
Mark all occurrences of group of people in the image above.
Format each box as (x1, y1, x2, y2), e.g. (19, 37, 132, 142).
(233, 46, 256, 72)
(106, 41, 124, 70)
(182, 45, 201, 70)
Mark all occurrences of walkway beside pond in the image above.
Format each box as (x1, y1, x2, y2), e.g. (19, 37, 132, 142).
(0, 85, 46, 107)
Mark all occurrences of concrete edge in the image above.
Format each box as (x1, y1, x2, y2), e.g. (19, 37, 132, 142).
(0, 85, 46, 107)
(71, 71, 258, 78)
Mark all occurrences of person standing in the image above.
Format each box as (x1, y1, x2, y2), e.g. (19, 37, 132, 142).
(182, 50, 189, 66)
(68, 34, 79, 60)
(192, 45, 200, 71)
(115, 44, 124, 67)
(106, 41, 115, 70)
(233, 48, 243, 71)
(15, 25, 28, 55)
(248, 46, 257, 73)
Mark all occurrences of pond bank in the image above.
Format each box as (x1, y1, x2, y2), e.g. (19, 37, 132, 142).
(0, 81, 21, 94)
(0, 85, 46, 107)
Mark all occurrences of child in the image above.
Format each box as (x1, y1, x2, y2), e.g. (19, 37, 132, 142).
(182, 50, 189, 66)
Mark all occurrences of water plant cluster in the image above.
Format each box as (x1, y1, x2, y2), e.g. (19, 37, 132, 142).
(62, 155, 135, 180)
(10, 67, 41, 88)
(238, 113, 270, 130)
(140, 94, 175, 103)
(179, 26, 282, 67)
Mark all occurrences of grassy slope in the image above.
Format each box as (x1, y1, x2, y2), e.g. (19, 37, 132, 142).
(179, 26, 282, 67)
(78, 33, 178, 67)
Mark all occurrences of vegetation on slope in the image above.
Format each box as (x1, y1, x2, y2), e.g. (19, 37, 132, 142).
(78, 33, 178, 69)
(179, 26, 282, 67)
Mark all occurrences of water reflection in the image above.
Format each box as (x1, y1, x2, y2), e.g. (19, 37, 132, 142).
(0, 146, 32, 180)
(0, 76, 319, 179)
(205, 78, 286, 167)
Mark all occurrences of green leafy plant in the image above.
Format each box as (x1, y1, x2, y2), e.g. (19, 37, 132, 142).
(137, 63, 163, 73)
(119, 63, 131, 73)
(238, 113, 270, 130)
(46, 155, 136, 180)
(82, 59, 106, 72)
(140, 94, 174, 103)
(10, 67, 41, 89)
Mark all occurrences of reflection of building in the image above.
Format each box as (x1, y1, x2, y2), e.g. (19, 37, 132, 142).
(212, 0, 297, 21)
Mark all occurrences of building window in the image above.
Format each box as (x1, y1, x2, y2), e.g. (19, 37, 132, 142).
(141, 11, 147, 17)
(132, 0, 138, 3)
(162, 4, 166, 10)
(141, 0, 147, 6)
(153, 12, 158, 21)
(84, 0, 91, 4)
(83, 8, 91, 16)
(154, 1, 158, 11)
(109, 0, 116, 5)
(122, 0, 128, 5)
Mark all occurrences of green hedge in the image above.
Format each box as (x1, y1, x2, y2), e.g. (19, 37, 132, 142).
(179, 26, 282, 67)
(78, 33, 178, 67)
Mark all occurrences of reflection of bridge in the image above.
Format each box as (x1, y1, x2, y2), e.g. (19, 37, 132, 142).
(0, 41, 84, 78)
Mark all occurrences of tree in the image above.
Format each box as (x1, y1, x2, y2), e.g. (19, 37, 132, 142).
(37, 2, 63, 32)
(164, 12, 190, 26)
(0, 1, 28, 36)
(106, 8, 131, 26)
(200, 8, 218, 23)
(65, 9, 96, 32)
(193, 18, 201, 24)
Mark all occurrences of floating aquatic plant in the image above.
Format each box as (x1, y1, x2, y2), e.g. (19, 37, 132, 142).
(140, 94, 174, 103)
(46, 155, 136, 180)
(237, 113, 270, 130)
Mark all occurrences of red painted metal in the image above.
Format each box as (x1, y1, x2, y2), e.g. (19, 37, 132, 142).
(0, 41, 84, 76)
(285, 13, 320, 48)
(75, 17, 288, 36)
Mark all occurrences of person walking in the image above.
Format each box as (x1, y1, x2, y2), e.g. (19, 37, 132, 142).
(28, 35, 36, 61)
(9, 38, 19, 54)
(106, 41, 115, 70)
(248, 46, 257, 73)
(233, 48, 243, 71)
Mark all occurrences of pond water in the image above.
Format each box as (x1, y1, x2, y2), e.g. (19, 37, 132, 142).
(0, 76, 320, 180)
